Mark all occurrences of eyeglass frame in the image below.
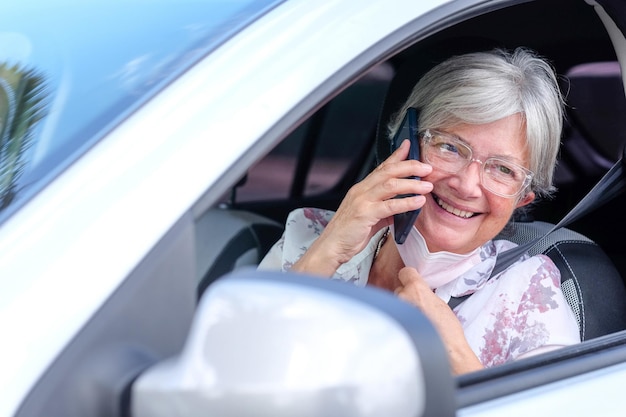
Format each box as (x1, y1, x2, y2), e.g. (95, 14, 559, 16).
(419, 129, 534, 198)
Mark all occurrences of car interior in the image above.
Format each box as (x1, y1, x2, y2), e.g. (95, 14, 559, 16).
(197, 0, 626, 387)
(199, 1, 626, 332)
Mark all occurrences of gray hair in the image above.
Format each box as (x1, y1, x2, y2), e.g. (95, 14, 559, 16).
(387, 47, 564, 199)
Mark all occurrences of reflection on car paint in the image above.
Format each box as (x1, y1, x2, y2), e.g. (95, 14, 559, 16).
(0, 64, 48, 210)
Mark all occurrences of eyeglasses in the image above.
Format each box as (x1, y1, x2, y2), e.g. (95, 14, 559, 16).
(420, 129, 534, 198)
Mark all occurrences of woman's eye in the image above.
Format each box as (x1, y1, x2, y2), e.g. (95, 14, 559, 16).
(438, 142, 459, 154)
(491, 162, 518, 179)
(498, 165, 513, 175)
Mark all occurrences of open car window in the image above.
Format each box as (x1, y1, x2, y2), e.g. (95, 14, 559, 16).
(232, 63, 394, 204)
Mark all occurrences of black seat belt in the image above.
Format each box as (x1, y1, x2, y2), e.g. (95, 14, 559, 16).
(448, 155, 626, 309)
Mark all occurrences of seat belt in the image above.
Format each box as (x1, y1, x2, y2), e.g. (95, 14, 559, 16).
(448, 155, 626, 309)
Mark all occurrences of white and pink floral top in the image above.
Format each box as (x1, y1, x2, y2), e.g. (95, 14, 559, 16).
(258, 208, 580, 367)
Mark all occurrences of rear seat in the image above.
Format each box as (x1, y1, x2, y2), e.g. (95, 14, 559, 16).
(557, 61, 626, 186)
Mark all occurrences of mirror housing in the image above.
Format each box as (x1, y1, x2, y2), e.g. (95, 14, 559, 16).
(132, 269, 456, 416)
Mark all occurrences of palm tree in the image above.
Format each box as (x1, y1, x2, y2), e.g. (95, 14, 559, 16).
(0, 63, 48, 210)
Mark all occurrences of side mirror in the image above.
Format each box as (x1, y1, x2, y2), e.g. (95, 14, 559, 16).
(131, 269, 456, 417)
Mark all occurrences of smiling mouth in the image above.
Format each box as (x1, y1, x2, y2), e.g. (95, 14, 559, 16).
(433, 194, 477, 219)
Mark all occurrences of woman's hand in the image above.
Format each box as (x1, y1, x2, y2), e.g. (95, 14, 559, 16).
(395, 267, 483, 375)
(292, 140, 433, 276)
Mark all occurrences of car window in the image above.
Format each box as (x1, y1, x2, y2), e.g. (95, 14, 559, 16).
(234, 63, 394, 203)
(0, 0, 284, 223)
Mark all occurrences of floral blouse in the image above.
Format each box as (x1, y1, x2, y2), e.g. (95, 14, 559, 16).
(258, 207, 581, 367)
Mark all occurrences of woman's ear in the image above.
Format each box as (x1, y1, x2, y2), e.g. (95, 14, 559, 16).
(516, 191, 535, 208)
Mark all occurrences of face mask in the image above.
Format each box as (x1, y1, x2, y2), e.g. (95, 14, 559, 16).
(392, 225, 482, 289)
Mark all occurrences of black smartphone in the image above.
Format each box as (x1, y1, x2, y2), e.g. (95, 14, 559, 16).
(391, 107, 421, 245)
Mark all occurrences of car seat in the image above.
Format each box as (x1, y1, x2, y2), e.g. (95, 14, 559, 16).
(195, 207, 284, 298)
(374, 40, 626, 341)
(495, 222, 626, 340)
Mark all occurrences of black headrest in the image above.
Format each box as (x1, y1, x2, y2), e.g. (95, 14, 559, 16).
(374, 37, 503, 166)
(566, 61, 626, 161)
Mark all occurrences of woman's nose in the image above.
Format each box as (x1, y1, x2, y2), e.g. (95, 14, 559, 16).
(450, 160, 483, 197)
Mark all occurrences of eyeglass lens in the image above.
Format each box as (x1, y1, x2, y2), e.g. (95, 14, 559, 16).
(421, 130, 531, 197)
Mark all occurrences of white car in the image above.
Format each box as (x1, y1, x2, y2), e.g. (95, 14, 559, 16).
(2, 0, 626, 416)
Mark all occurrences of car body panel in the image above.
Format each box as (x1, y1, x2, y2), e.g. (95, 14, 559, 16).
(461, 361, 626, 416)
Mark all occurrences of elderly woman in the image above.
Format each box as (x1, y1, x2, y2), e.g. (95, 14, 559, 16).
(259, 48, 580, 375)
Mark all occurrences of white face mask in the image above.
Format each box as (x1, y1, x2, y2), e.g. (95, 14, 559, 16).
(392, 225, 482, 289)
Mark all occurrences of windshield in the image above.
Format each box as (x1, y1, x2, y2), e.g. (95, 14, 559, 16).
(0, 0, 284, 223)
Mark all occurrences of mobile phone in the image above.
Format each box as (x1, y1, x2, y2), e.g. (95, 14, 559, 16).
(391, 107, 421, 245)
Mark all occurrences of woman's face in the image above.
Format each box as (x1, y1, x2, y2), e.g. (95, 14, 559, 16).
(415, 114, 535, 254)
